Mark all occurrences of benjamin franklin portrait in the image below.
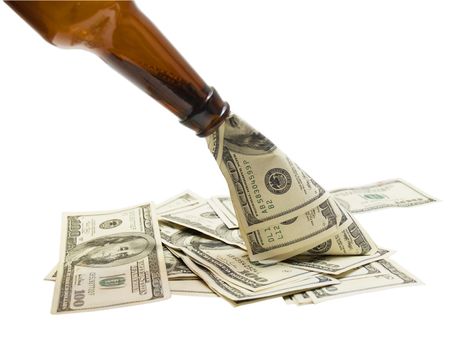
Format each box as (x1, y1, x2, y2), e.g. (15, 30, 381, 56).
(223, 115, 276, 155)
(66, 232, 156, 268)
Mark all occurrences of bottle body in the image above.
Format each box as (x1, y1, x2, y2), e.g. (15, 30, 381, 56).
(6, 0, 229, 136)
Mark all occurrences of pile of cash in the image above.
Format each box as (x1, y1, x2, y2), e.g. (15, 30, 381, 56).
(46, 178, 435, 313)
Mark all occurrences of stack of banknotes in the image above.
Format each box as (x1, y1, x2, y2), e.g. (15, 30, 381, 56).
(46, 178, 435, 313)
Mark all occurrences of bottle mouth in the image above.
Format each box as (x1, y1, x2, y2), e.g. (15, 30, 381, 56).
(180, 87, 230, 137)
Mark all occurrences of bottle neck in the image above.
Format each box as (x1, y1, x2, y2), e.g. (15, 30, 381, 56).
(6, 0, 229, 136)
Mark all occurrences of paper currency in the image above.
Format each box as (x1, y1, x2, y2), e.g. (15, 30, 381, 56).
(208, 197, 238, 229)
(180, 254, 338, 304)
(45, 246, 196, 282)
(307, 207, 378, 255)
(51, 203, 170, 313)
(207, 179, 436, 244)
(283, 248, 393, 275)
(164, 246, 197, 279)
(206, 114, 343, 261)
(160, 202, 246, 249)
(247, 199, 345, 262)
(155, 191, 203, 215)
(45, 178, 434, 310)
(169, 279, 216, 296)
(159, 224, 321, 292)
(208, 195, 379, 257)
(331, 179, 437, 213)
(157, 220, 340, 304)
(287, 259, 421, 304)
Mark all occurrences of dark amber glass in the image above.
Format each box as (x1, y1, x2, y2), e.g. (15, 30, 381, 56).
(5, 0, 229, 136)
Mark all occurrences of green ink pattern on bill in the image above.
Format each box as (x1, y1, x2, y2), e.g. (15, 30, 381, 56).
(331, 179, 437, 213)
(51, 203, 170, 313)
(206, 115, 347, 262)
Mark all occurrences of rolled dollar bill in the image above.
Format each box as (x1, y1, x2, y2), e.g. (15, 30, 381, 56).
(306, 205, 378, 256)
(206, 115, 344, 261)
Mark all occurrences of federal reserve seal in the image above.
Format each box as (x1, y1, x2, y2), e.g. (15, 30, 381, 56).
(264, 168, 292, 195)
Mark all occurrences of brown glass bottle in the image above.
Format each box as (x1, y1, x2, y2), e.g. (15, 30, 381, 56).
(5, 0, 229, 136)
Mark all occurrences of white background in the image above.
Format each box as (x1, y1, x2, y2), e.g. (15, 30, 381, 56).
(0, 1, 465, 349)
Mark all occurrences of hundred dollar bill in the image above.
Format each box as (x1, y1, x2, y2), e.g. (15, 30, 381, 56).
(283, 248, 393, 275)
(159, 223, 320, 292)
(290, 259, 421, 304)
(163, 246, 197, 280)
(210, 177, 435, 228)
(334, 261, 388, 280)
(169, 279, 217, 296)
(247, 199, 342, 262)
(208, 197, 238, 229)
(51, 203, 170, 313)
(180, 254, 338, 304)
(306, 208, 378, 256)
(160, 202, 246, 249)
(331, 179, 437, 213)
(206, 194, 378, 257)
(158, 221, 188, 250)
(207, 114, 340, 261)
(285, 262, 386, 304)
(155, 191, 203, 215)
(46, 245, 195, 282)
